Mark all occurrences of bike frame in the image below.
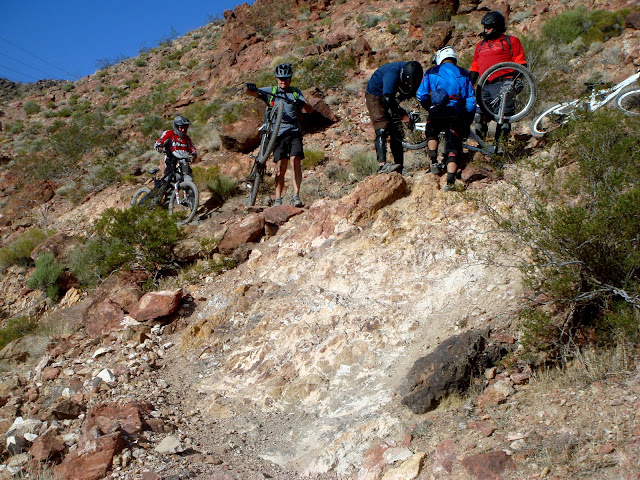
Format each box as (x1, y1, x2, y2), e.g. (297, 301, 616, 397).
(554, 70, 640, 113)
(410, 119, 498, 156)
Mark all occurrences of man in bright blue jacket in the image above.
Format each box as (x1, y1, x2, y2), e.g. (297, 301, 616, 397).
(416, 47, 476, 191)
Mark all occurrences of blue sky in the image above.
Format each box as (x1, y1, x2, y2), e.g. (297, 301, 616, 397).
(2, 0, 247, 83)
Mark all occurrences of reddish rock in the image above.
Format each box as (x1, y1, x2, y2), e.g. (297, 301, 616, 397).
(341, 172, 408, 223)
(86, 300, 124, 337)
(217, 213, 265, 254)
(55, 432, 125, 480)
(86, 402, 151, 435)
(461, 450, 516, 479)
(461, 164, 499, 184)
(30, 430, 65, 462)
(219, 115, 261, 153)
(433, 439, 458, 474)
(491, 332, 515, 344)
(129, 289, 183, 322)
(49, 398, 85, 420)
(467, 420, 497, 437)
(41, 366, 61, 381)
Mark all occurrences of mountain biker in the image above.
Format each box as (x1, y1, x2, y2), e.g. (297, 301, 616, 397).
(416, 47, 476, 192)
(365, 60, 424, 175)
(154, 115, 198, 180)
(245, 63, 313, 208)
(469, 11, 527, 142)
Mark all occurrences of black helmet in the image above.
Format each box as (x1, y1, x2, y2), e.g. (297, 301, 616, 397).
(173, 115, 191, 128)
(481, 11, 506, 38)
(274, 63, 293, 79)
(399, 61, 423, 95)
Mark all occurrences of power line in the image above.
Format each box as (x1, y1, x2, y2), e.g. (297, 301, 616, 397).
(0, 51, 58, 79)
(0, 62, 41, 82)
(0, 35, 76, 79)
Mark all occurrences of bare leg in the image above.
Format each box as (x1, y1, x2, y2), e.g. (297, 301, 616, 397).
(291, 156, 303, 195)
(275, 158, 289, 200)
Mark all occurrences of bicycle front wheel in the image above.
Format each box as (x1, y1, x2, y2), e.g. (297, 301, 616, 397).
(616, 88, 640, 115)
(477, 62, 537, 123)
(131, 187, 152, 207)
(169, 181, 199, 224)
(530, 102, 576, 137)
(247, 162, 264, 207)
(257, 100, 284, 163)
(399, 99, 429, 150)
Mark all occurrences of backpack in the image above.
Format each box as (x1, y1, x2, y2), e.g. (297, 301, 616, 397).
(431, 87, 450, 107)
(269, 86, 299, 106)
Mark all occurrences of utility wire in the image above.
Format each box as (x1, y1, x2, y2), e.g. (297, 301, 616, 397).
(0, 51, 58, 79)
(0, 35, 76, 79)
(0, 62, 41, 81)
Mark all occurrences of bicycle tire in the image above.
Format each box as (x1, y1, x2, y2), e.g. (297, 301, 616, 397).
(529, 102, 576, 137)
(247, 162, 264, 207)
(616, 88, 640, 115)
(399, 99, 429, 150)
(477, 62, 537, 123)
(168, 181, 199, 224)
(131, 187, 152, 207)
(257, 100, 284, 163)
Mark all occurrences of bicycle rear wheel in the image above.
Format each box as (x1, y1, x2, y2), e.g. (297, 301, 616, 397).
(169, 181, 199, 224)
(399, 99, 429, 150)
(477, 62, 537, 123)
(530, 102, 576, 137)
(257, 100, 284, 163)
(616, 88, 640, 115)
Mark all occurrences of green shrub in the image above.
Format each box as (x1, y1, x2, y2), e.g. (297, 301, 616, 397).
(71, 207, 183, 283)
(139, 114, 166, 137)
(61, 82, 74, 92)
(296, 51, 357, 90)
(349, 150, 378, 179)
(23, 101, 41, 115)
(193, 86, 206, 97)
(207, 175, 237, 204)
(483, 110, 640, 348)
(541, 6, 628, 47)
(0, 316, 38, 351)
(302, 149, 325, 169)
(27, 252, 65, 300)
(183, 99, 224, 124)
(0, 229, 47, 272)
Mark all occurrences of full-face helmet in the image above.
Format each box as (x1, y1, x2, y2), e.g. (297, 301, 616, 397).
(398, 61, 423, 95)
(481, 11, 506, 39)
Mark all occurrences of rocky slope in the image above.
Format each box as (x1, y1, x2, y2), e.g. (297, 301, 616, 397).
(0, 0, 639, 479)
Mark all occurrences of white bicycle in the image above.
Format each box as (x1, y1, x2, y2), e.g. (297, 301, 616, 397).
(530, 70, 640, 137)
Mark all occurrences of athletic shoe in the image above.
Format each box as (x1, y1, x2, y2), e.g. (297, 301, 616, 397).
(292, 194, 304, 208)
(273, 197, 282, 206)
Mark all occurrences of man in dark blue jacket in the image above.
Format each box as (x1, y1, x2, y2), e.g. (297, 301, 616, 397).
(416, 47, 476, 191)
(365, 61, 423, 175)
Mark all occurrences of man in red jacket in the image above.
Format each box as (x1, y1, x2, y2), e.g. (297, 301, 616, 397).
(154, 115, 198, 178)
(469, 11, 527, 142)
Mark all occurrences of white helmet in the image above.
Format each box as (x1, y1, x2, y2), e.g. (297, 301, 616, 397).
(434, 47, 457, 65)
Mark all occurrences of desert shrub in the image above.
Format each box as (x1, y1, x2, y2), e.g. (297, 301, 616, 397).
(27, 252, 65, 300)
(296, 51, 357, 90)
(357, 14, 382, 28)
(482, 110, 640, 349)
(70, 207, 183, 286)
(23, 101, 41, 115)
(302, 149, 325, 169)
(61, 82, 74, 92)
(349, 150, 378, 179)
(192, 166, 237, 203)
(0, 316, 38, 351)
(139, 114, 166, 137)
(0, 229, 47, 272)
(193, 86, 206, 97)
(183, 99, 224, 124)
(6, 122, 23, 134)
(246, 0, 296, 36)
(541, 6, 629, 47)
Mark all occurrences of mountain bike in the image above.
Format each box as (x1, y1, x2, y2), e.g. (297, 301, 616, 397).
(400, 62, 537, 157)
(530, 69, 640, 137)
(246, 90, 303, 206)
(131, 147, 199, 225)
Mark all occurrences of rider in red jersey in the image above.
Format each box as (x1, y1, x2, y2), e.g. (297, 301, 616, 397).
(154, 115, 198, 178)
(469, 11, 527, 142)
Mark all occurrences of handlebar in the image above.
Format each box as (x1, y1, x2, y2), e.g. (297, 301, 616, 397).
(256, 89, 302, 106)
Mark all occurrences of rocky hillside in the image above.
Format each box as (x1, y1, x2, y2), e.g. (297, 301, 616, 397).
(0, 0, 640, 479)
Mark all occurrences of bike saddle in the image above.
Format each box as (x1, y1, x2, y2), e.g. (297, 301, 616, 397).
(584, 81, 606, 90)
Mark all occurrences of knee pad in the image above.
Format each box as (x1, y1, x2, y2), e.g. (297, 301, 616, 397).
(375, 129, 388, 163)
(446, 153, 457, 165)
(428, 150, 438, 163)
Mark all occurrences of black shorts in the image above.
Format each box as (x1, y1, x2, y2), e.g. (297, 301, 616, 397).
(273, 133, 304, 162)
